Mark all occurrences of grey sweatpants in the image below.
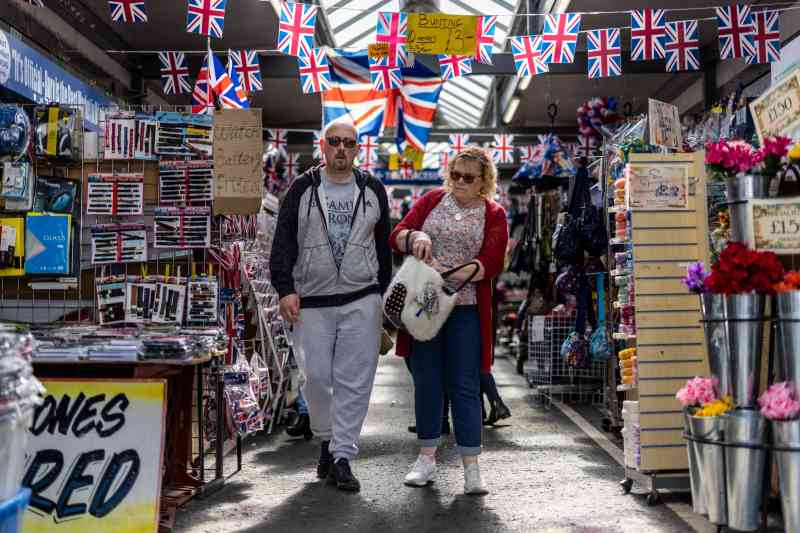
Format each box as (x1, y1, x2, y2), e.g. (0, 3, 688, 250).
(293, 293, 382, 461)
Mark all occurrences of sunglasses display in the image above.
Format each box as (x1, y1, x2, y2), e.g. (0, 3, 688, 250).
(326, 136, 358, 149)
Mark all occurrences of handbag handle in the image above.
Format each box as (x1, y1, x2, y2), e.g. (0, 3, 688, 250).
(440, 261, 481, 295)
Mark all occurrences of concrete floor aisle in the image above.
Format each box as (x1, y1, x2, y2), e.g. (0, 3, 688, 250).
(176, 355, 698, 533)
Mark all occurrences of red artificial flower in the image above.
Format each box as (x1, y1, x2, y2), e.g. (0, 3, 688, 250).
(707, 242, 784, 295)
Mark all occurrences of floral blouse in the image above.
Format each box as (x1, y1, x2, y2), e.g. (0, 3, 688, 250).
(421, 193, 486, 305)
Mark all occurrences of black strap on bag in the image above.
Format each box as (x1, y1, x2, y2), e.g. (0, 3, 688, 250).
(441, 261, 481, 295)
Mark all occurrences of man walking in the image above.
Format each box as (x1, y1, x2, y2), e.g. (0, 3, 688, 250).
(269, 122, 392, 492)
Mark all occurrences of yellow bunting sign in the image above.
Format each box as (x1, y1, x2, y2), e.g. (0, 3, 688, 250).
(406, 13, 477, 56)
(404, 147, 425, 170)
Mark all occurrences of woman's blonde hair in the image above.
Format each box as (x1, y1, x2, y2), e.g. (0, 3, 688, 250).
(444, 145, 498, 199)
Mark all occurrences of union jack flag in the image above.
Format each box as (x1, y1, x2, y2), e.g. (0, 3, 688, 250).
(475, 16, 497, 65)
(369, 55, 403, 91)
(587, 29, 621, 79)
(511, 35, 548, 77)
(665, 20, 700, 72)
(716, 5, 755, 60)
(492, 134, 515, 164)
(449, 134, 469, 155)
(518, 145, 537, 163)
(747, 11, 781, 64)
(268, 129, 288, 157)
(630, 9, 666, 61)
(396, 74, 443, 153)
(186, 0, 227, 39)
(438, 55, 472, 81)
(298, 48, 332, 94)
(108, 1, 147, 23)
(229, 50, 262, 93)
(541, 13, 581, 64)
(278, 2, 318, 57)
(192, 55, 214, 115)
(221, 53, 249, 109)
(439, 150, 451, 170)
(282, 153, 300, 179)
(376, 12, 410, 68)
(359, 135, 380, 165)
(159, 52, 191, 95)
(312, 131, 323, 159)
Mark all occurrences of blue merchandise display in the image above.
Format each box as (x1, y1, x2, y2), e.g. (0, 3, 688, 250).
(24, 212, 72, 275)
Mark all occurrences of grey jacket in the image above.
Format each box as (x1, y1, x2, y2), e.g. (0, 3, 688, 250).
(269, 165, 392, 308)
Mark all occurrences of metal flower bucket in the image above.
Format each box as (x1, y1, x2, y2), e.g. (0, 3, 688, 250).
(684, 411, 707, 515)
(776, 291, 800, 398)
(689, 414, 726, 525)
(724, 410, 768, 532)
(724, 294, 767, 408)
(772, 419, 800, 533)
(725, 173, 771, 242)
(700, 293, 732, 398)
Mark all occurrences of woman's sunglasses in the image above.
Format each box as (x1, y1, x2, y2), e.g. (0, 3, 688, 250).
(326, 136, 358, 149)
(450, 170, 481, 184)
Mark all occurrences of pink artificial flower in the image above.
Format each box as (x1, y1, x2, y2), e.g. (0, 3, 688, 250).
(758, 382, 800, 421)
(676, 377, 718, 408)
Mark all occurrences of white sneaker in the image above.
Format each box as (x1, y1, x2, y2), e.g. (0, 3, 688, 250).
(404, 455, 437, 487)
(463, 463, 489, 495)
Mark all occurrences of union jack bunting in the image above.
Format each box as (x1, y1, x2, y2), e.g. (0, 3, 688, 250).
(492, 134, 515, 165)
(192, 56, 214, 115)
(368, 55, 403, 91)
(587, 29, 622, 79)
(541, 13, 581, 64)
(108, 0, 147, 23)
(268, 129, 288, 158)
(438, 55, 472, 81)
(665, 21, 700, 72)
(298, 48, 332, 94)
(376, 11, 410, 68)
(716, 5, 755, 60)
(359, 136, 380, 165)
(159, 52, 191, 95)
(439, 150, 451, 170)
(186, 0, 227, 39)
(221, 53, 250, 109)
(312, 131, 323, 160)
(630, 9, 666, 61)
(278, 2, 318, 57)
(282, 153, 300, 179)
(229, 50, 262, 92)
(448, 134, 469, 155)
(511, 35, 548, 77)
(475, 16, 497, 65)
(518, 145, 537, 163)
(747, 11, 781, 64)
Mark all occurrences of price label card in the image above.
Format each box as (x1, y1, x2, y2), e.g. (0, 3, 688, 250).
(648, 98, 683, 149)
(748, 198, 800, 254)
(627, 163, 689, 210)
(750, 71, 800, 143)
(407, 13, 477, 56)
(531, 316, 546, 343)
(368, 43, 389, 59)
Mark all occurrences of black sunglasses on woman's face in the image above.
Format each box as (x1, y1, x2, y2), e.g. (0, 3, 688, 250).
(450, 170, 481, 184)
(326, 136, 358, 149)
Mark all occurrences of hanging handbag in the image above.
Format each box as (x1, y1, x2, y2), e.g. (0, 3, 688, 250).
(589, 273, 611, 361)
(574, 167, 608, 257)
(552, 212, 581, 263)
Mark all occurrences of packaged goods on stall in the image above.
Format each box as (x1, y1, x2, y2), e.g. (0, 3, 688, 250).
(0, 106, 32, 162)
(34, 105, 80, 159)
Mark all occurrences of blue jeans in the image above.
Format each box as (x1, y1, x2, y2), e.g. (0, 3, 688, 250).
(296, 390, 309, 416)
(411, 306, 482, 456)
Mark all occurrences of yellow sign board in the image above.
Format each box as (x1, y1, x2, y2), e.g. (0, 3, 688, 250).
(368, 43, 389, 59)
(750, 71, 800, 143)
(407, 13, 477, 56)
(404, 147, 425, 170)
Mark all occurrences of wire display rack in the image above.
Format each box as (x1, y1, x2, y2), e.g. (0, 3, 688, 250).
(525, 310, 606, 407)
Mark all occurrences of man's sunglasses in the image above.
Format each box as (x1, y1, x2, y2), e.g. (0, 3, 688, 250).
(450, 170, 481, 184)
(326, 136, 358, 149)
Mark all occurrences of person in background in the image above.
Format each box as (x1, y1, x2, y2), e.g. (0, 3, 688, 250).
(269, 121, 392, 493)
(390, 146, 509, 495)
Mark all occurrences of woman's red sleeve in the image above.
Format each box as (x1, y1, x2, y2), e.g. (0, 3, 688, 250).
(475, 205, 509, 280)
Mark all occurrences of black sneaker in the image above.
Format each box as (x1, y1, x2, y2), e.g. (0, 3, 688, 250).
(327, 458, 361, 492)
(286, 413, 313, 440)
(317, 441, 333, 479)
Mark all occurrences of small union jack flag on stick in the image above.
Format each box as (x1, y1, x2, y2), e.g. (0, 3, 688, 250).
(716, 5, 755, 60)
(511, 35, 548, 77)
(665, 20, 700, 72)
(229, 50, 262, 93)
(492, 134, 515, 165)
(278, 2, 318, 57)
(475, 16, 497, 65)
(186, 0, 227, 39)
(747, 11, 781, 64)
(438, 55, 472, 81)
(108, 0, 147, 23)
(630, 9, 666, 61)
(587, 29, 622, 79)
(376, 12, 411, 68)
(541, 13, 581, 64)
(298, 48, 332, 94)
(159, 52, 191, 95)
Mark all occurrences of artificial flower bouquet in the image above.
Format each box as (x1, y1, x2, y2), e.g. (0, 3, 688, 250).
(682, 261, 709, 294)
(774, 271, 800, 293)
(756, 136, 792, 178)
(758, 382, 800, 421)
(705, 140, 762, 179)
(705, 242, 784, 295)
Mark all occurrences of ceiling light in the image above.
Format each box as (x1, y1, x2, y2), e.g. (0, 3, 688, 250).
(553, 0, 571, 13)
(517, 76, 532, 92)
(503, 96, 520, 124)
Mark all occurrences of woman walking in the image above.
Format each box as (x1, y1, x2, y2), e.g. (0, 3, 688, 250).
(390, 146, 509, 495)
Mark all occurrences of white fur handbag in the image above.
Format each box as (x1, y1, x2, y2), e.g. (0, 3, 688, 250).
(383, 254, 480, 342)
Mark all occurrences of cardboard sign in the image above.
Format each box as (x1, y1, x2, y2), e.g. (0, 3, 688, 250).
(750, 71, 800, 143)
(407, 13, 477, 56)
(368, 43, 389, 59)
(531, 316, 545, 343)
(213, 109, 264, 215)
(627, 163, 689, 210)
(648, 98, 683, 149)
(24, 379, 166, 533)
(748, 197, 800, 254)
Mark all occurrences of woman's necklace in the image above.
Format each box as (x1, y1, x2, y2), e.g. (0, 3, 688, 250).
(452, 195, 480, 221)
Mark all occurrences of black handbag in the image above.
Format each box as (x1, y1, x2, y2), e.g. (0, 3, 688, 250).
(554, 166, 607, 262)
(552, 213, 581, 263)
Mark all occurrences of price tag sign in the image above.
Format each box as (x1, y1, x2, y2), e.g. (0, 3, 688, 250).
(407, 13, 477, 56)
(627, 163, 689, 210)
(368, 43, 389, 59)
(648, 98, 683, 149)
(748, 197, 800, 254)
(750, 71, 800, 143)
(531, 316, 546, 343)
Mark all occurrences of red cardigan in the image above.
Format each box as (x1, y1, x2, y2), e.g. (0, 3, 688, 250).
(389, 188, 509, 373)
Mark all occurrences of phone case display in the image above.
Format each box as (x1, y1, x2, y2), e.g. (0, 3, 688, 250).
(32, 176, 79, 215)
(90, 224, 147, 264)
(85, 173, 144, 216)
(34, 106, 79, 159)
(155, 112, 213, 157)
(97, 277, 126, 324)
(154, 282, 186, 323)
(187, 279, 219, 324)
(24, 212, 72, 275)
(154, 206, 211, 248)
(125, 280, 158, 322)
(0, 217, 24, 275)
(0, 105, 32, 161)
(159, 160, 213, 205)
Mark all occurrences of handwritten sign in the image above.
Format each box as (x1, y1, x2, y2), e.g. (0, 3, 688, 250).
(748, 198, 800, 254)
(368, 43, 389, 59)
(24, 379, 166, 533)
(407, 13, 477, 56)
(628, 163, 689, 210)
(750, 71, 800, 143)
(648, 98, 683, 149)
(213, 109, 263, 215)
